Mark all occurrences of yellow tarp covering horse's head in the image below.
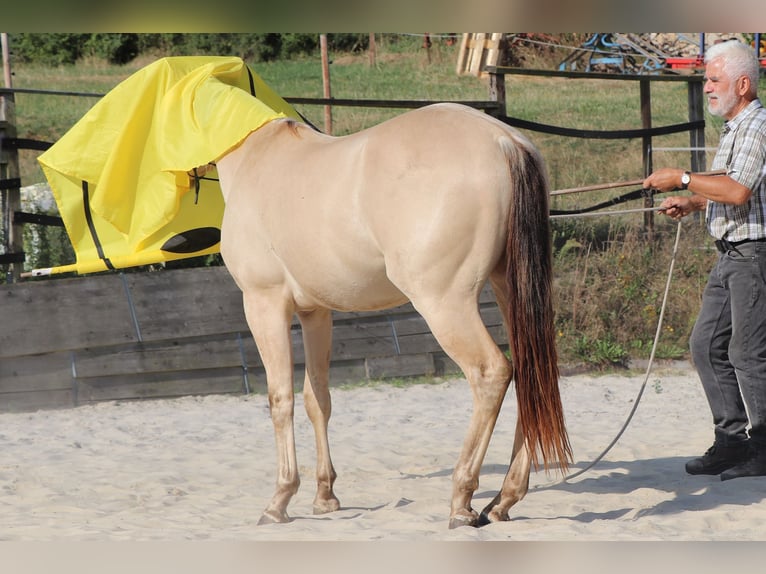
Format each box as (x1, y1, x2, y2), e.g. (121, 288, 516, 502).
(35, 56, 303, 275)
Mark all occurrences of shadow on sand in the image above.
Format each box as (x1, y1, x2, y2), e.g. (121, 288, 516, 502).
(470, 455, 766, 523)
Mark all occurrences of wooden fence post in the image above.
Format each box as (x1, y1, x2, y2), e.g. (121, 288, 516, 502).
(1, 33, 11, 88)
(688, 78, 707, 224)
(640, 79, 653, 233)
(487, 35, 507, 118)
(320, 34, 332, 135)
(488, 72, 506, 118)
(1, 88, 23, 282)
(687, 79, 706, 173)
(368, 33, 376, 68)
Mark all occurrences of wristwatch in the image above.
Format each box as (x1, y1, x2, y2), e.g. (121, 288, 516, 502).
(681, 171, 692, 190)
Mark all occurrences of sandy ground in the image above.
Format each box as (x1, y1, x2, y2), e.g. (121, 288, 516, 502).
(0, 363, 765, 544)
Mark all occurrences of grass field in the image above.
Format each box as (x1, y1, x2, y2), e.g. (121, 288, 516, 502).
(6, 36, 761, 366)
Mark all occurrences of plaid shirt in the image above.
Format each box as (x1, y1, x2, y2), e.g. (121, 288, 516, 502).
(706, 99, 766, 241)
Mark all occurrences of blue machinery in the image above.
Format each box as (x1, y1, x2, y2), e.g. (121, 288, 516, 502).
(559, 33, 765, 75)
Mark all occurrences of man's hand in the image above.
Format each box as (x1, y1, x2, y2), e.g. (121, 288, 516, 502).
(643, 168, 686, 193)
(658, 196, 702, 221)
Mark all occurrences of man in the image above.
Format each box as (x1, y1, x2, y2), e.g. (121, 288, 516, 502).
(644, 39, 766, 480)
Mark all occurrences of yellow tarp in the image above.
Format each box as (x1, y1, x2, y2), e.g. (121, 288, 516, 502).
(35, 56, 303, 275)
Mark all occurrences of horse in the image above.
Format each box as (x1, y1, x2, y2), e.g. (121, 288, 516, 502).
(215, 102, 572, 529)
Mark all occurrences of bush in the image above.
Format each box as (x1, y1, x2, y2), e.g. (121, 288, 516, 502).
(84, 34, 139, 64)
(552, 218, 715, 366)
(11, 33, 89, 65)
(9, 33, 370, 66)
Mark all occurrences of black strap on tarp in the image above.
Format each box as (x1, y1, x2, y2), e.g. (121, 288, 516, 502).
(81, 180, 114, 270)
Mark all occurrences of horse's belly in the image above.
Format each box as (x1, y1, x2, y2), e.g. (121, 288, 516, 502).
(287, 261, 409, 312)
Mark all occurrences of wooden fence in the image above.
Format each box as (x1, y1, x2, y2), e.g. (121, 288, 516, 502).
(1, 51, 713, 413)
(0, 266, 505, 413)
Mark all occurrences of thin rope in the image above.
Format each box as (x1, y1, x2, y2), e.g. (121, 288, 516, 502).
(551, 206, 664, 219)
(551, 170, 725, 197)
(533, 219, 683, 490)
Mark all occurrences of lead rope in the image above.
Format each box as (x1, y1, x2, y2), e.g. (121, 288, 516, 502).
(534, 218, 683, 490)
(550, 205, 665, 219)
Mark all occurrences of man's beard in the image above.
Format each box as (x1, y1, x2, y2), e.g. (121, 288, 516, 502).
(708, 85, 738, 118)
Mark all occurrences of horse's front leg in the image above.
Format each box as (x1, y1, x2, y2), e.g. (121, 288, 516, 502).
(298, 307, 341, 515)
(479, 418, 531, 524)
(243, 292, 299, 525)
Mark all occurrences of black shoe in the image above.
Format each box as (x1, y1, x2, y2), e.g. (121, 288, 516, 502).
(685, 442, 750, 475)
(720, 448, 766, 481)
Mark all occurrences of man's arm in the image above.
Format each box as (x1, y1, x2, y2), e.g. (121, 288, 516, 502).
(643, 167, 752, 205)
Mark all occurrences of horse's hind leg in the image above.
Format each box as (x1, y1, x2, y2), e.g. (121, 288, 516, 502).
(297, 307, 341, 515)
(477, 269, 533, 524)
(243, 291, 300, 525)
(479, 418, 531, 524)
(414, 293, 512, 529)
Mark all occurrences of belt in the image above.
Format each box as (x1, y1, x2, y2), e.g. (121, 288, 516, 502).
(714, 237, 766, 253)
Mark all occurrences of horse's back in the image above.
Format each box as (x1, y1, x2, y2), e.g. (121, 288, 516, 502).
(218, 104, 532, 311)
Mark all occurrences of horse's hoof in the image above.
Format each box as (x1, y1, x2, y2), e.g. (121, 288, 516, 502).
(257, 509, 290, 525)
(313, 497, 341, 515)
(448, 509, 480, 529)
(479, 505, 509, 526)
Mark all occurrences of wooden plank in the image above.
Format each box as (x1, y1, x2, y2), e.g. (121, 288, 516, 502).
(479, 286, 498, 304)
(480, 306, 505, 327)
(246, 358, 369, 388)
(326, 360, 369, 385)
(487, 324, 507, 343)
(365, 353, 435, 379)
(456, 33, 470, 75)
(76, 367, 246, 403)
(330, 336, 397, 361)
(386, 314, 432, 337)
(124, 267, 249, 341)
(72, 336, 247, 377)
(0, 389, 74, 413)
(457, 33, 504, 77)
(483, 33, 504, 70)
(332, 302, 416, 323)
(330, 284, 494, 324)
(433, 352, 463, 377)
(468, 33, 487, 75)
(242, 325, 399, 366)
(395, 332, 443, 355)
(328, 319, 401, 341)
(392, 325, 505, 356)
(0, 350, 72, 393)
(0, 274, 138, 357)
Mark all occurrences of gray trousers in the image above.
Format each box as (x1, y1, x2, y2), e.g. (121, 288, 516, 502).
(690, 240, 766, 448)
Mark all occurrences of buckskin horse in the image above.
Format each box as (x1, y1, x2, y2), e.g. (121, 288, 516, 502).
(216, 102, 571, 528)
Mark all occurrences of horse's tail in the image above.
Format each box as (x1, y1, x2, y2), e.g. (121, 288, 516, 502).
(502, 136, 572, 472)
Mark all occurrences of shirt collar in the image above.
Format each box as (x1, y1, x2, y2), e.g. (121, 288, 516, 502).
(723, 98, 763, 134)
